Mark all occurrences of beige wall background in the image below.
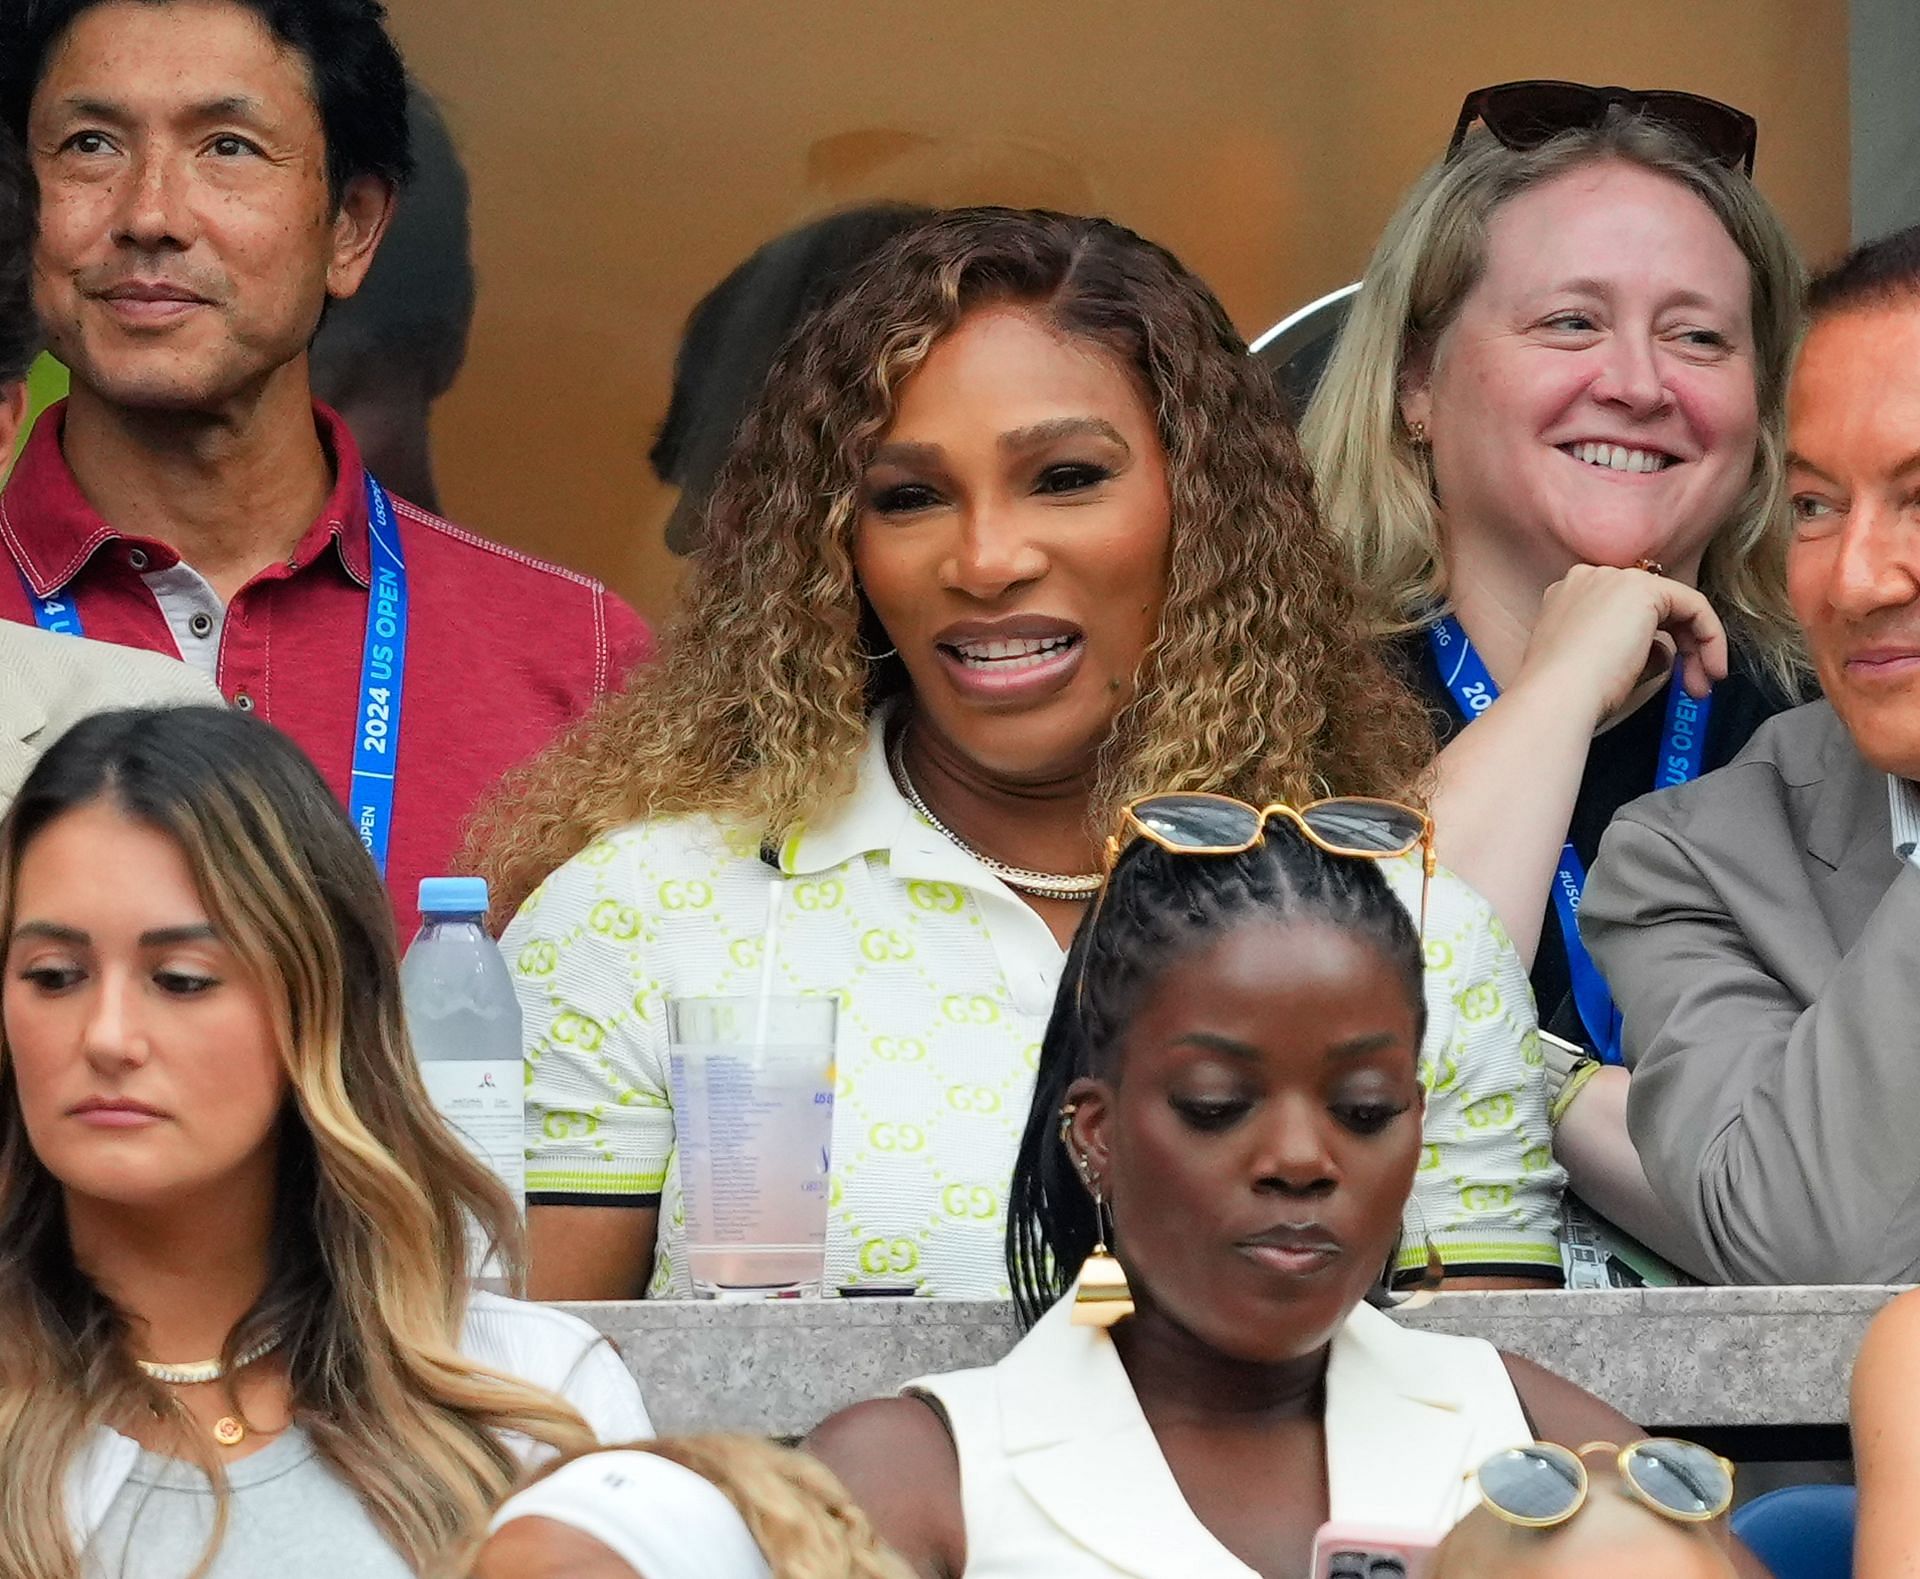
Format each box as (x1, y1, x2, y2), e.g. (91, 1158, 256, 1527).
(388, 0, 1851, 624)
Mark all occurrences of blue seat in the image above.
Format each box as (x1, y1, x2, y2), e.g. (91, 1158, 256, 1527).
(1730, 1484, 1856, 1579)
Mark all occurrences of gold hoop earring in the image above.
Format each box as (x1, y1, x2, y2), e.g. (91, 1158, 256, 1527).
(1060, 1104, 1135, 1327)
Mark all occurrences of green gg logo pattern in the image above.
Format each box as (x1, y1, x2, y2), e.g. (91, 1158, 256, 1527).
(511, 770, 1565, 1297)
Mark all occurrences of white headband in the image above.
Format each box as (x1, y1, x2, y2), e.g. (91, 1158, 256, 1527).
(488, 1449, 774, 1579)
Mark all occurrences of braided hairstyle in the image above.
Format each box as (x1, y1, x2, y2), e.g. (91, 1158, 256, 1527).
(1006, 820, 1427, 1328)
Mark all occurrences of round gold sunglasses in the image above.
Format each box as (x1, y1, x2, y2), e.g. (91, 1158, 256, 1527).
(1472, 1439, 1736, 1530)
(1073, 793, 1435, 1019)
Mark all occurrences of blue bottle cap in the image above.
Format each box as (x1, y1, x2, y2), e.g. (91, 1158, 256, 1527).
(417, 876, 490, 916)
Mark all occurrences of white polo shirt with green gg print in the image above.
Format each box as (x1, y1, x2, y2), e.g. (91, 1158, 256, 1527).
(505, 720, 1565, 1298)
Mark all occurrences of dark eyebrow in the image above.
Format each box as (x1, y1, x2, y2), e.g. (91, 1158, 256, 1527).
(8, 921, 217, 948)
(1786, 450, 1920, 484)
(1000, 417, 1131, 454)
(139, 924, 219, 948)
(865, 417, 1132, 473)
(1326, 1030, 1401, 1060)
(1171, 1031, 1262, 1063)
(1172, 1028, 1402, 1063)
(867, 439, 943, 471)
(48, 95, 128, 124)
(190, 95, 270, 123)
(10, 921, 88, 947)
(48, 93, 269, 125)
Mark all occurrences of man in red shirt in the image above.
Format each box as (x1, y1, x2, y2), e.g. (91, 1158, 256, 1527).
(0, 0, 649, 935)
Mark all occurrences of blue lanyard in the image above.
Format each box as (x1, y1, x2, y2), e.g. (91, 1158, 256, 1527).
(1427, 613, 1712, 1064)
(19, 475, 410, 877)
(351, 477, 409, 877)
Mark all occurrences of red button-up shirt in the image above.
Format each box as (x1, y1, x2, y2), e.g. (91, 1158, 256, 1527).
(0, 402, 651, 937)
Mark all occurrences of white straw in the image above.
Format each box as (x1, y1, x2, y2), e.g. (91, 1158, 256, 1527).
(749, 879, 784, 1064)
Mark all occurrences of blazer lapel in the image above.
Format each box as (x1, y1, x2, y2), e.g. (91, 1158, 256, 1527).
(999, 1300, 1256, 1579)
(0, 659, 47, 805)
(1802, 716, 1904, 944)
(1324, 1303, 1484, 1535)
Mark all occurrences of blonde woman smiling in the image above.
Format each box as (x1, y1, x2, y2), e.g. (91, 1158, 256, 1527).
(474, 207, 1564, 1302)
(1303, 84, 1806, 1269)
(0, 707, 648, 1579)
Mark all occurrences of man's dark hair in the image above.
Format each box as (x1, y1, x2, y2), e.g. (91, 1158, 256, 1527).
(0, 122, 36, 387)
(1807, 224, 1920, 322)
(0, 0, 414, 205)
(1004, 822, 1428, 1329)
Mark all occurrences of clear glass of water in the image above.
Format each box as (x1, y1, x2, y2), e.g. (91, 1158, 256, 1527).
(665, 995, 837, 1298)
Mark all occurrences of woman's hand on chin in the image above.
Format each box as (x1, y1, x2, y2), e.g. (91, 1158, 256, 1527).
(1513, 565, 1730, 724)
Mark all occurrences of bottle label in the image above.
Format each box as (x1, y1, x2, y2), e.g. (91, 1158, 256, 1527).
(421, 1060, 526, 1198)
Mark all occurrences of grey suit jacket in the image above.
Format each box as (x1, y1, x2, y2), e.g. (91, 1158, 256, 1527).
(1, 624, 223, 805)
(1582, 698, 1920, 1283)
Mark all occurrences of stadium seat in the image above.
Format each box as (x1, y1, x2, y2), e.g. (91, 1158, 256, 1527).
(1730, 1484, 1856, 1579)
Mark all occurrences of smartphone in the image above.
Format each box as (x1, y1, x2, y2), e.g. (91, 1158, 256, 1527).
(1310, 1521, 1437, 1579)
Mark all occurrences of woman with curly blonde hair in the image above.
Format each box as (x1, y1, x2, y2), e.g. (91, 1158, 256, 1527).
(0, 706, 649, 1579)
(475, 1434, 915, 1579)
(478, 206, 1564, 1302)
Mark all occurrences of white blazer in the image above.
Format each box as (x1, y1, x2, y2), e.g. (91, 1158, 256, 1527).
(910, 1290, 1530, 1578)
(61, 1292, 653, 1553)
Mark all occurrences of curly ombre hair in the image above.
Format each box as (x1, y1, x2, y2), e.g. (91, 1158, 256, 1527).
(1301, 117, 1809, 694)
(471, 207, 1434, 920)
(0, 708, 597, 1579)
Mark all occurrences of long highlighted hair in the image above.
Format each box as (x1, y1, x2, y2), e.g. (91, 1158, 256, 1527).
(469, 206, 1434, 921)
(1301, 117, 1808, 694)
(0, 706, 597, 1579)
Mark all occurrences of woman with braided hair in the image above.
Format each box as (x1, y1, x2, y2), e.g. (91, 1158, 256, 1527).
(809, 808, 1632, 1577)
(473, 206, 1562, 1302)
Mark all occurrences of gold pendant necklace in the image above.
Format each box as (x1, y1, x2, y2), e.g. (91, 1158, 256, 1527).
(135, 1331, 283, 1448)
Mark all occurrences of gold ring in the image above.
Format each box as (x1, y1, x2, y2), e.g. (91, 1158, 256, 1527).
(1634, 558, 1666, 576)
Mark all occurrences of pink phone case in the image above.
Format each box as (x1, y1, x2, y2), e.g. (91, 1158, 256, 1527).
(1311, 1520, 1437, 1579)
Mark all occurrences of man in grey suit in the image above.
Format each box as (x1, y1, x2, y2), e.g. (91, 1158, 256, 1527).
(1584, 224, 1920, 1284)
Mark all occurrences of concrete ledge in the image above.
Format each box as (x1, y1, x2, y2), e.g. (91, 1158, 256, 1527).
(559, 1284, 1906, 1439)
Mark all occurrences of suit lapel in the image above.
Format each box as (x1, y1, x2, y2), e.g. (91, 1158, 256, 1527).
(1801, 713, 1904, 944)
(993, 1299, 1493, 1575)
(998, 1300, 1256, 1579)
(0, 644, 47, 804)
(1324, 1303, 1482, 1534)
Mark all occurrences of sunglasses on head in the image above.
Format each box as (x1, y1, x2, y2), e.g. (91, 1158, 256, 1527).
(1075, 794, 1435, 1016)
(1473, 1439, 1735, 1531)
(1448, 79, 1757, 177)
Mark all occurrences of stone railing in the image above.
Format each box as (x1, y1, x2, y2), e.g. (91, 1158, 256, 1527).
(563, 1284, 1900, 1448)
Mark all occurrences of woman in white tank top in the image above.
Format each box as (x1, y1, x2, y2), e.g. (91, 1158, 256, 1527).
(810, 802, 1640, 1578)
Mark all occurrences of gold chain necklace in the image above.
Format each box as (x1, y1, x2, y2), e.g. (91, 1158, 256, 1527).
(136, 1331, 283, 1447)
(887, 728, 1103, 901)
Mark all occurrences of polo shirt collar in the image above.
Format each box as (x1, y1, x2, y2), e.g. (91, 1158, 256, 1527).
(2, 399, 376, 596)
(1889, 775, 1920, 860)
(777, 705, 1038, 895)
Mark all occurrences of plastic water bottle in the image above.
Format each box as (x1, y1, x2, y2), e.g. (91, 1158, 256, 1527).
(401, 877, 523, 1287)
